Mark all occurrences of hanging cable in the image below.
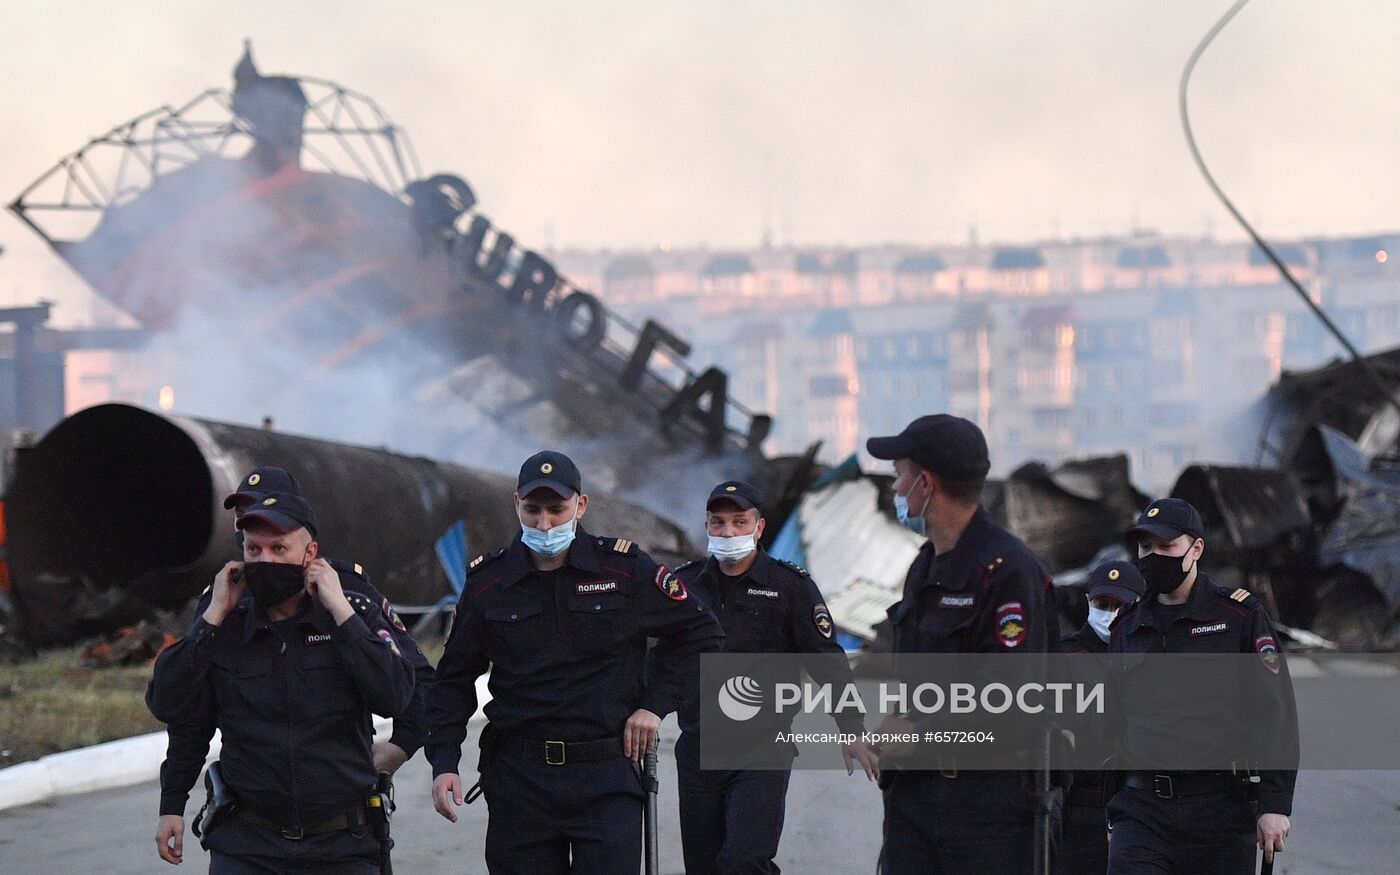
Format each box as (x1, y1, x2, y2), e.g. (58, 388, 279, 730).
(1180, 0, 1400, 423)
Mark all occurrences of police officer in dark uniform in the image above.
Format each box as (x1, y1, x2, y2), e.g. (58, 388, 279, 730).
(1106, 498, 1295, 874)
(646, 480, 880, 875)
(147, 484, 415, 872)
(865, 414, 1059, 873)
(219, 466, 435, 774)
(425, 450, 726, 874)
(1059, 559, 1144, 875)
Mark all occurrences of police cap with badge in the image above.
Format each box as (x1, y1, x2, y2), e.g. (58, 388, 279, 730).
(235, 491, 319, 537)
(223, 466, 303, 511)
(866, 413, 992, 481)
(517, 450, 582, 498)
(1125, 497, 1204, 545)
(1085, 559, 1146, 605)
(707, 480, 763, 513)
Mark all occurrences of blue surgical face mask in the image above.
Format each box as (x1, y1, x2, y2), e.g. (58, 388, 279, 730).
(1087, 606, 1119, 642)
(894, 478, 930, 535)
(708, 533, 757, 563)
(521, 506, 578, 557)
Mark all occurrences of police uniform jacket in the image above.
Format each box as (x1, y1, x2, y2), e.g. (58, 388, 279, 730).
(1107, 572, 1298, 815)
(153, 560, 433, 818)
(647, 549, 865, 736)
(423, 529, 726, 778)
(881, 507, 1057, 755)
(146, 583, 414, 828)
(887, 507, 1057, 658)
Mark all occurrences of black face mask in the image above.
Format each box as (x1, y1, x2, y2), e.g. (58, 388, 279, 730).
(242, 561, 306, 607)
(1135, 551, 1194, 599)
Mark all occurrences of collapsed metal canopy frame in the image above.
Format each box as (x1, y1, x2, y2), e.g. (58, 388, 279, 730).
(6, 67, 768, 459)
(8, 78, 421, 247)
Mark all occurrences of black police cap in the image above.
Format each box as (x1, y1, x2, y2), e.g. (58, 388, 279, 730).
(236, 492, 319, 538)
(707, 480, 763, 513)
(1126, 497, 1204, 544)
(866, 414, 991, 481)
(223, 466, 302, 510)
(517, 450, 582, 498)
(1086, 559, 1146, 605)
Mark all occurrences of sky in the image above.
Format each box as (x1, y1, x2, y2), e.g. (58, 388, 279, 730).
(1, 0, 1398, 322)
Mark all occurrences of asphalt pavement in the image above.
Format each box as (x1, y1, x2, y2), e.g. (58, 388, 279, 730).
(1, 719, 1397, 873)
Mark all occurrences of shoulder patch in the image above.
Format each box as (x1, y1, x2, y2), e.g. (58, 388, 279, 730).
(777, 559, 810, 577)
(381, 597, 407, 633)
(655, 566, 688, 601)
(612, 539, 634, 555)
(994, 601, 1028, 648)
(1255, 635, 1281, 674)
(813, 603, 834, 638)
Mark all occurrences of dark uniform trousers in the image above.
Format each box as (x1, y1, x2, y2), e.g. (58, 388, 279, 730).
(1060, 798, 1108, 875)
(1107, 787, 1256, 875)
(880, 771, 1034, 874)
(206, 818, 379, 874)
(675, 732, 791, 875)
(479, 751, 644, 875)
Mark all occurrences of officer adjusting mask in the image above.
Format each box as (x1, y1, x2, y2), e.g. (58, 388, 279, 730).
(520, 503, 579, 558)
(1135, 549, 1196, 599)
(893, 475, 931, 536)
(243, 557, 308, 607)
(708, 533, 757, 563)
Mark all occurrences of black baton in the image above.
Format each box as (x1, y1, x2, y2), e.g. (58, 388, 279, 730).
(644, 747, 659, 875)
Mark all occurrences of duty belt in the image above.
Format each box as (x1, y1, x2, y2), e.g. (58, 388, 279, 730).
(1123, 771, 1239, 800)
(504, 736, 625, 766)
(235, 805, 368, 840)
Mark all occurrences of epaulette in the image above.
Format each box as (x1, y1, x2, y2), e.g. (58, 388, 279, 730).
(602, 537, 636, 555)
(330, 558, 367, 580)
(980, 554, 1008, 575)
(674, 558, 703, 573)
(776, 559, 810, 577)
(469, 547, 508, 570)
(1218, 585, 1258, 607)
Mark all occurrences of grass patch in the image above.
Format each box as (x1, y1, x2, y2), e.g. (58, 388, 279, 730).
(0, 635, 451, 769)
(0, 647, 163, 768)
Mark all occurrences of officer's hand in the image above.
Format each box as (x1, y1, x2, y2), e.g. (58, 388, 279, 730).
(202, 562, 245, 626)
(624, 708, 662, 764)
(841, 739, 880, 781)
(155, 814, 184, 865)
(373, 740, 409, 774)
(872, 714, 917, 760)
(433, 773, 464, 823)
(305, 559, 353, 625)
(1257, 812, 1290, 863)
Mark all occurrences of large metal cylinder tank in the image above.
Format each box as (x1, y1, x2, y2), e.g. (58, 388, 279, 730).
(4, 403, 695, 645)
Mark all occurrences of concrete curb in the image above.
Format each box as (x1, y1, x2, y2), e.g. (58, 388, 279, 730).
(0, 676, 491, 812)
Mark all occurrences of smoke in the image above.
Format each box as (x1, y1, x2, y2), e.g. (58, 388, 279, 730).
(53, 134, 750, 537)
